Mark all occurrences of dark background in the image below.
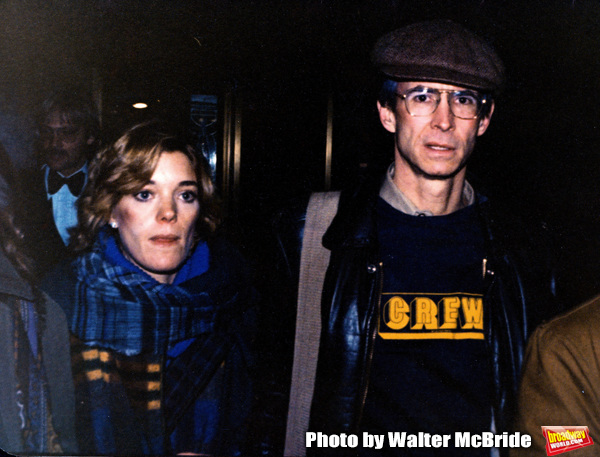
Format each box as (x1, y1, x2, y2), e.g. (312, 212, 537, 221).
(1, 0, 600, 305)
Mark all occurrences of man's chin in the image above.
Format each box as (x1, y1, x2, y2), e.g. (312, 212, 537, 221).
(411, 164, 465, 181)
(421, 170, 461, 180)
(45, 155, 73, 173)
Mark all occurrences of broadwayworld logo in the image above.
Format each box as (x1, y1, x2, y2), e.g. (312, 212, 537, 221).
(542, 426, 594, 455)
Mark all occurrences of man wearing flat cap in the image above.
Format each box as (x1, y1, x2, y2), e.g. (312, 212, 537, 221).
(255, 20, 560, 457)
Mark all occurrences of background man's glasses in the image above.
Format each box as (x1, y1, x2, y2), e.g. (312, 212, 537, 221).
(38, 126, 83, 144)
(395, 87, 487, 120)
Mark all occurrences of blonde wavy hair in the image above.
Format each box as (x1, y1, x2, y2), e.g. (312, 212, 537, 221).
(71, 121, 221, 251)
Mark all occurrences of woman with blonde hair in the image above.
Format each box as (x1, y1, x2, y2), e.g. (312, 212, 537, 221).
(43, 121, 257, 456)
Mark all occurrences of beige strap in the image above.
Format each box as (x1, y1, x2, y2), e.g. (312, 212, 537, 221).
(284, 191, 340, 457)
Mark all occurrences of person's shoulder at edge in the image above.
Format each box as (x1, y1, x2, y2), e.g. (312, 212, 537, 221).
(528, 294, 600, 351)
(510, 296, 600, 457)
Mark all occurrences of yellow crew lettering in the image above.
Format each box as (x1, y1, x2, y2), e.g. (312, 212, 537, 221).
(380, 293, 484, 339)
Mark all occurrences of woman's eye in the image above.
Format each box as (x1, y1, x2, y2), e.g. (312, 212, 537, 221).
(180, 191, 198, 203)
(134, 190, 152, 201)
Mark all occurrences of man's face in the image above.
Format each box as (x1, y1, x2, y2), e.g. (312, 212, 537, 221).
(40, 110, 94, 176)
(378, 81, 494, 180)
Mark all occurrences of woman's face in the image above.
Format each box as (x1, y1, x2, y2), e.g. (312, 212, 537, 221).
(110, 151, 200, 284)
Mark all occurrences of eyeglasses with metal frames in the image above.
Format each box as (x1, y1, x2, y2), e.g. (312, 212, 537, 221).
(394, 87, 487, 120)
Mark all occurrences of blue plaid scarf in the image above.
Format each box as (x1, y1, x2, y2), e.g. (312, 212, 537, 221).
(56, 233, 255, 455)
(69, 230, 213, 355)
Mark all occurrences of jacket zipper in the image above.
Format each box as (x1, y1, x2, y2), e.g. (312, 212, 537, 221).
(356, 261, 384, 429)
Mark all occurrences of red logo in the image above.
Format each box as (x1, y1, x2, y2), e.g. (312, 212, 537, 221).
(542, 426, 594, 455)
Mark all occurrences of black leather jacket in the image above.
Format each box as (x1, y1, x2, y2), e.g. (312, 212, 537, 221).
(258, 175, 561, 456)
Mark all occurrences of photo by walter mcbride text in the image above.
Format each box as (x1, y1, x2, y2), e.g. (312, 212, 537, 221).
(306, 432, 532, 451)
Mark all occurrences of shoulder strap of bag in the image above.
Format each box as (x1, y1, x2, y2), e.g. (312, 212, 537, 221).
(284, 191, 341, 457)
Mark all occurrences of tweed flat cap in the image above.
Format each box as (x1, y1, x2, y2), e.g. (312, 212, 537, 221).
(372, 20, 505, 93)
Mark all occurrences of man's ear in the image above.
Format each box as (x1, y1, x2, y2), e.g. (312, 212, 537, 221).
(86, 135, 95, 146)
(477, 101, 495, 136)
(377, 101, 397, 133)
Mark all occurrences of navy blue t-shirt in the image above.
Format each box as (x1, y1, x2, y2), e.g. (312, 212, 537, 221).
(359, 197, 493, 457)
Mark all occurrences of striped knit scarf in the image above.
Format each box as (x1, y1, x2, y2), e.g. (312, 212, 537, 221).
(70, 335, 166, 455)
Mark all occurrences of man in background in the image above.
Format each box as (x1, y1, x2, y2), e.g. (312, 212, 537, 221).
(19, 90, 99, 276)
